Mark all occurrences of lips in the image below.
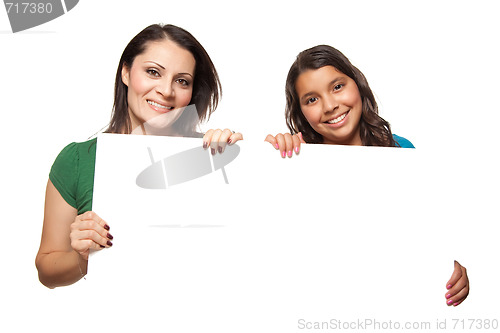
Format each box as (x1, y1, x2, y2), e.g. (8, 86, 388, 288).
(324, 111, 349, 125)
(147, 99, 175, 113)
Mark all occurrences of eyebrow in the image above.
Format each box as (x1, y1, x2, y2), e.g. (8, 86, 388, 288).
(299, 77, 343, 103)
(145, 61, 194, 78)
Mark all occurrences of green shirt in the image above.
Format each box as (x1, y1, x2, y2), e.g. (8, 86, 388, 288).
(49, 138, 97, 215)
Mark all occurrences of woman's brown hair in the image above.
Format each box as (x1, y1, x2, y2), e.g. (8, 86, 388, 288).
(285, 45, 397, 147)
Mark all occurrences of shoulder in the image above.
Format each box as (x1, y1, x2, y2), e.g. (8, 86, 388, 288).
(52, 138, 97, 165)
(392, 134, 415, 148)
(49, 138, 97, 208)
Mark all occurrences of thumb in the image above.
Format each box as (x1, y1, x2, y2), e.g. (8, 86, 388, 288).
(298, 132, 306, 143)
(446, 260, 462, 289)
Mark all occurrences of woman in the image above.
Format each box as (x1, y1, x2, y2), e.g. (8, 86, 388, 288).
(265, 45, 469, 306)
(35, 24, 242, 288)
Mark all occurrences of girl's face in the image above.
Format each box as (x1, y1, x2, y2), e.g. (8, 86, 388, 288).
(122, 39, 196, 133)
(295, 66, 363, 145)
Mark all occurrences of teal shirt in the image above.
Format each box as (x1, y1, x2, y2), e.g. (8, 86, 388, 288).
(393, 134, 414, 148)
(49, 138, 97, 215)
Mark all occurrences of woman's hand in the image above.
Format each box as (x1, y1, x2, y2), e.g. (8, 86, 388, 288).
(445, 260, 469, 306)
(70, 211, 113, 261)
(265, 132, 305, 158)
(203, 129, 243, 154)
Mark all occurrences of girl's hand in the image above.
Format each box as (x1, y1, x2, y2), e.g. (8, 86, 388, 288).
(70, 211, 113, 261)
(445, 260, 469, 306)
(265, 132, 305, 158)
(203, 129, 243, 155)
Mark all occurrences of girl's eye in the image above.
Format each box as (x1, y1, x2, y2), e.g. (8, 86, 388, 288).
(147, 69, 160, 77)
(333, 84, 344, 91)
(306, 97, 318, 105)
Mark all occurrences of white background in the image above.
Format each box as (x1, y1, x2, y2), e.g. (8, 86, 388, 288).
(1, 0, 499, 331)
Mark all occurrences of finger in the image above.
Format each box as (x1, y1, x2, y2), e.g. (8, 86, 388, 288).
(298, 132, 306, 143)
(71, 239, 104, 253)
(446, 266, 468, 299)
(202, 129, 214, 149)
(265, 134, 279, 149)
(209, 129, 223, 155)
(79, 211, 110, 231)
(447, 284, 469, 306)
(446, 260, 462, 289)
(72, 228, 113, 249)
(217, 129, 233, 153)
(283, 133, 294, 158)
(74, 216, 113, 241)
(228, 132, 243, 145)
(292, 134, 302, 155)
(275, 134, 287, 158)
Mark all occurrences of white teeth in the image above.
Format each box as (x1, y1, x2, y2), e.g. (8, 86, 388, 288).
(148, 100, 172, 109)
(327, 113, 347, 124)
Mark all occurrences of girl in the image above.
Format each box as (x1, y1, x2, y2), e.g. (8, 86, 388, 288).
(265, 45, 468, 306)
(36, 24, 242, 288)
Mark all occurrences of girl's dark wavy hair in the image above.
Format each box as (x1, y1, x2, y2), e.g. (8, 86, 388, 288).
(285, 45, 397, 147)
(105, 24, 221, 134)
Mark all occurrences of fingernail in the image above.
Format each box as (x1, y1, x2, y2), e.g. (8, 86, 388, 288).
(203, 142, 208, 149)
(287, 150, 292, 157)
(104, 224, 110, 231)
(100, 245, 105, 248)
(107, 233, 113, 240)
(281, 151, 286, 158)
(295, 147, 299, 154)
(211, 148, 216, 155)
(446, 284, 452, 289)
(227, 139, 232, 145)
(218, 146, 223, 154)
(107, 240, 113, 247)
(275, 143, 279, 149)
(447, 299, 453, 305)
(445, 293, 451, 299)
(453, 302, 459, 306)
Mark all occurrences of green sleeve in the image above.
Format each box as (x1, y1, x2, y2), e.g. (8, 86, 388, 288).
(49, 142, 79, 209)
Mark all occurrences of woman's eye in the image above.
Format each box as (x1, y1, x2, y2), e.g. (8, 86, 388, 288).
(147, 69, 160, 77)
(176, 78, 190, 86)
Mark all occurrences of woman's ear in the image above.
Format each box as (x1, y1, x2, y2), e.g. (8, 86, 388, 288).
(121, 65, 130, 87)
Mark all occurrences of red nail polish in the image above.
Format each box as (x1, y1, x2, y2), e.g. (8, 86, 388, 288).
(104, 224, 110, 231)
(107, 233, 113, 240)
(107, 240, 113, 247)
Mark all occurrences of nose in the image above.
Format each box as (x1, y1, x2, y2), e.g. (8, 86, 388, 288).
(156, 79, 175, 98)
(324, 94, 339, 113)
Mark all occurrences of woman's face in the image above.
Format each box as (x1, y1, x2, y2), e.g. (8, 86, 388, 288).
(295, 65, 363, 145)
(122, 39, 196, 133)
